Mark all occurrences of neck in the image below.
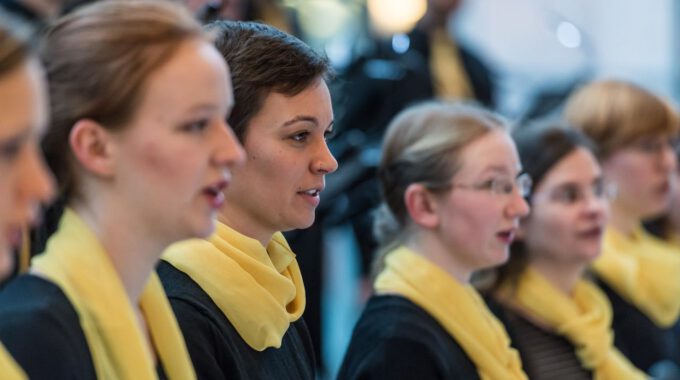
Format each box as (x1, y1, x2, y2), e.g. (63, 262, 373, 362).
(529, 256, 585, 295)
(71, 198, 165, 303)
(20, 0, 62, 19)
(407, 231, 472, 284)
(609, 202, 639, 237)
(217, 208, 273, 247)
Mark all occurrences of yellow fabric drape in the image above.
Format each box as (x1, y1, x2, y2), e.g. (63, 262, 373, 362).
(430, 28, 474, 100)
(163, 221, 305, 351)
(0, 343, 26, 380)
(32, 208, 195, 380)
(499, 267, 646, 379)
(593, 225, 680, 327)
(374, 246, 527, 380)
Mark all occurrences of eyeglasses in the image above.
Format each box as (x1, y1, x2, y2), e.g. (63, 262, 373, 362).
(447, 173, 533, 197)
(534, 179, 617, 205)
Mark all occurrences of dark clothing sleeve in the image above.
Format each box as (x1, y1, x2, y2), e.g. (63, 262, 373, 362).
(0, 275, 96, 380)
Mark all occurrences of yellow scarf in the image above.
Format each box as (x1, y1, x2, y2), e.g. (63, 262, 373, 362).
(31, 208, 195, 380)
(0, 343, 25, 379)
(375, 246, 527, 380)
(499, 267, 646, 379)
(593, 225, 680, 327)
(163, 221, 305, 351)
(430, 28, 474, 100)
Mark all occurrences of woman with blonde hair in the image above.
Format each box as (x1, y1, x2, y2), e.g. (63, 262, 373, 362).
(0, 16, 55, 379)
(0, 1, 244, 378)
(564, 79, 680, 375)
(338, 101, 529, 379)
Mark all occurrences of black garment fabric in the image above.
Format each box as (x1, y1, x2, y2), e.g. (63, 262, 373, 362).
(596, 278, 680, 376)
(0, 274, 168, 380)
(337, 295, 480, 380)
(486, 297, 592, 380)
(156, 260, 315, 380)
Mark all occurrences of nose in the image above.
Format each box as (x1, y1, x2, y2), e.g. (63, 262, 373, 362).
(17, 142, 55, 223)
(506, 190, 530, 219)
(582, 192, 608, 220)
(312, 139, 338, 175)
(213, 120, 245, 169)
(659, 142, 677, 174)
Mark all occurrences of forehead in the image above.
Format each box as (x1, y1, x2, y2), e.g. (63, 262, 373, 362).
(0, 59, 46, 139)
(457, 130, 520, 176)
(539, 148, 601, 187)
(137, 39, 231, 116)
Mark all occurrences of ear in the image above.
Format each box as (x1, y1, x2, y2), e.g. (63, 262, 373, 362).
(69, 119, 116, 178)
(404, 183, 440, 229)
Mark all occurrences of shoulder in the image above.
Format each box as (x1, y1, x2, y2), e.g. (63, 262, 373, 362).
(0, 274, 95, 379)
(338, 295, 479, 380)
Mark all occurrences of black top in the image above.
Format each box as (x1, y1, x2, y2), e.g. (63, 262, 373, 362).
(486, 297, 592, 380)
(597, 278, 680, 376)
(337, 295, 480, 380)
(157, 260, 316, 380)
(0, 274, 168, 380)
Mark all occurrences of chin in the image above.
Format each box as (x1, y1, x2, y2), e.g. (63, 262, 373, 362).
(0, 248, 13, 281)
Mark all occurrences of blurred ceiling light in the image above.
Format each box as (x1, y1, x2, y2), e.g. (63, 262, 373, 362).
(556, 21, 581, 48)
(367, 0, 427, 35)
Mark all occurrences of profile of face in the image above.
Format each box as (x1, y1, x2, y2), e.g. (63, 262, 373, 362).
(0, 59, 54, 277)
(602, 134, 676, 221)
(106, 39, 244, 242)
(521, 147, 609, 266)
(221, 78, 338, 242)
(431, 130, 529, 273)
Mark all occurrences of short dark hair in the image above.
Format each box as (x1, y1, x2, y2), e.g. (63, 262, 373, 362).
(205, 20, 332, 142)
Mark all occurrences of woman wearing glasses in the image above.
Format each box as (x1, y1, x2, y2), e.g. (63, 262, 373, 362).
(338, 102, 529, 380)
(565, 80, 680, 376)
(485, 123, 645, 379)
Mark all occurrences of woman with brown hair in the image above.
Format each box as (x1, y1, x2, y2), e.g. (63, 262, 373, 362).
(486, 122, 645, 379)
(565, 80, 680, 376)
(0, 15, 54, 379)
(159, 21, 336, 379)
(0, 1, 244, 378)
(338, 101, 529, 380)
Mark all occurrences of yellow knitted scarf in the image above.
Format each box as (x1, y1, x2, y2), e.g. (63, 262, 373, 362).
(163, 221, 305, 351)
(593, 225, 680, 327)
(498, 267, 646, 379)
(374, 246, 527, 380)
(31, 208, 195, 379)
(0, 343, 25, 379)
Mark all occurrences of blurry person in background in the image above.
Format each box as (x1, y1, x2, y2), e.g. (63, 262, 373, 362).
(338, 102, 528, 380)
(486, 122, 645, 379)
(565, 79, 680, 378)
(0, 17, 54, 379)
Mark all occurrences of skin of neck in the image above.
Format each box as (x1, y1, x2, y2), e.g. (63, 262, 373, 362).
(608, 201, 640, 237)
(68, 189, 168, 304)
(217, 208, 273, 248)
(527, 254, 586, 296)
(406, 229, 473, 284)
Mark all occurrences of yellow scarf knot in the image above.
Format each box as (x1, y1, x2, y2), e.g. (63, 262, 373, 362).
(31, 208, 196, 380)
(594, 225, 680, 327)
(498, 267, 646, 379)
(163, 221, 305, 351)
(374, 246, 527, 380)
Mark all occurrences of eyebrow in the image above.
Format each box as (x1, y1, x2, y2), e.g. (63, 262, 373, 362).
(479, 165, 522, 176)
(281, 115, 334, 130)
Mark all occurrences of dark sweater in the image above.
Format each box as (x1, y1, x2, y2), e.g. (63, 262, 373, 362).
(337, 295, 480, 380)
(597, 278, 680, 375)
(0, 274, 168, 379)
(486, 297, 592, 380)
(157, 260, 315, 380)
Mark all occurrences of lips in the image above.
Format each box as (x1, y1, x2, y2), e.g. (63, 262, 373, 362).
(203, 179, 229, 209)
(496, 229, 515, 244)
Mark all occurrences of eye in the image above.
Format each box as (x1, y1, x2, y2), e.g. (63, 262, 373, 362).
(0, 138, 22, 163)
(495, 178, 514, 195)
(290, 131, 310, 143)
(324, 129, 336, 141)
(182, 119, 209, 133)
(554, 185, 580, 204)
